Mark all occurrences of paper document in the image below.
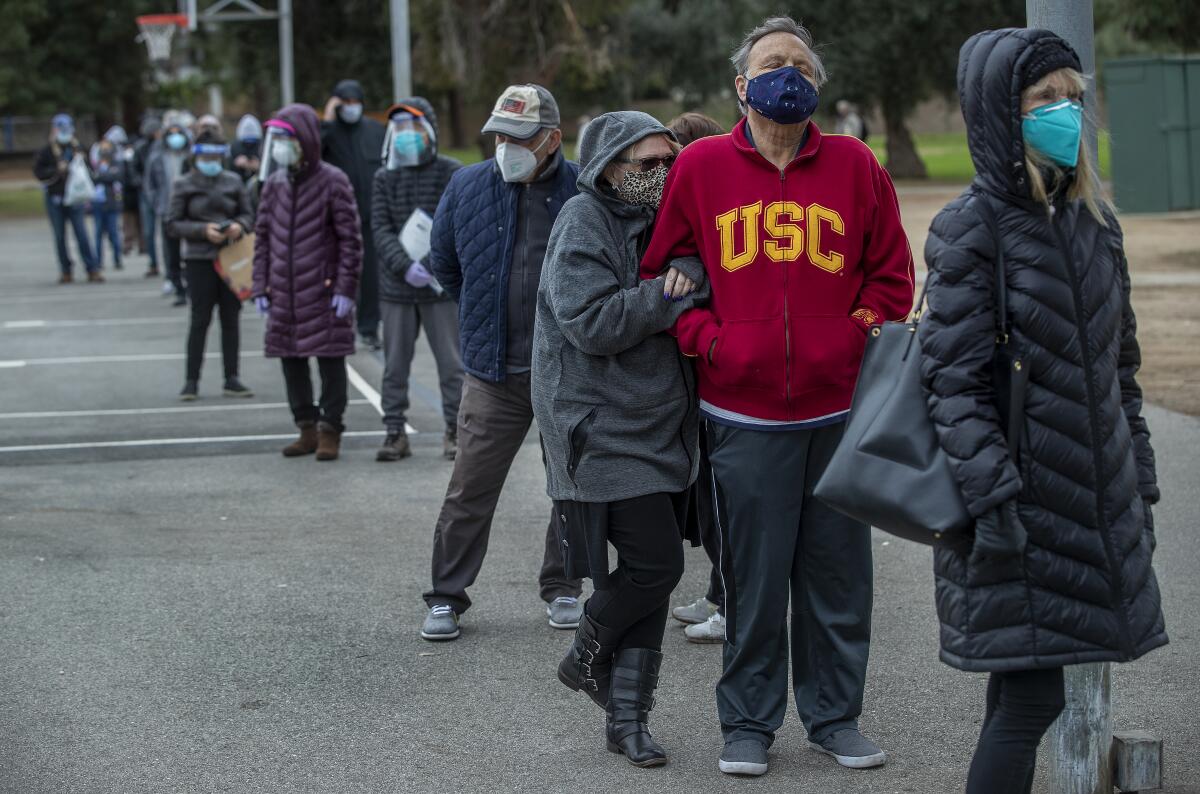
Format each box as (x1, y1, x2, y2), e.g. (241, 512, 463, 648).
(399, 208, 443, 295)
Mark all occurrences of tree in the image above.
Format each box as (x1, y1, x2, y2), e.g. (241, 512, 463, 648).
(804, 0, 1023, 179)
(1108, 0, 1199, 52)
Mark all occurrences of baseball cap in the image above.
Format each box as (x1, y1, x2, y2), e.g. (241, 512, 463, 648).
(481, 84, 560, 139)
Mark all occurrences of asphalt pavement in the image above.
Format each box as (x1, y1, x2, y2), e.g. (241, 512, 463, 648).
(1, 217, 1197, 793)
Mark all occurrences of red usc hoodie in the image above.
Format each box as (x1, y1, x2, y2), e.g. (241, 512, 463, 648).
(641, 118, 914, 428)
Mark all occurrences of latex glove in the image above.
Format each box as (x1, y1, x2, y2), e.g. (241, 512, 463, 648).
(662, 267, 697, 301)
(405, 261, 434, 289)
(972, 501, 1028, 558)
(254, 296, 270, 317)
(331, 294, 355, 319)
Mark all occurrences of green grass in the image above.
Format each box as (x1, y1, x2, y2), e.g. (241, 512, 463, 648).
(868, 131, 1112, 183)
(0, 187, 45, 218)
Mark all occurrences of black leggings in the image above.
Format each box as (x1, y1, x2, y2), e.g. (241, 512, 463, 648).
(185, 260, 241, 382)
(585, 492, 686, 652)
(967, 667, 1066, 794)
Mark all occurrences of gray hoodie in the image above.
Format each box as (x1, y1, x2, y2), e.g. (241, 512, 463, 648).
(532, 111, 707, 503)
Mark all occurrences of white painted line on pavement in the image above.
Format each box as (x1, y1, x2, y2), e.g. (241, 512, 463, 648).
(0, 290, 164, 306)
(0, 430, 385, 454)
(2, 317, 184, 330)
(346, 362, 418, 435)
(0, 360, 28, 368)
(0, 400, 372, 420)
(0, 351, 265, 367)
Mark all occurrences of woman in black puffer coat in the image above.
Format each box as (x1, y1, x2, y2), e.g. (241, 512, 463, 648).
(920, 28, 1167, 794)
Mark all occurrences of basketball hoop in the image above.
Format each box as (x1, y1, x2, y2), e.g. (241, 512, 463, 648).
(136, 14, 188, 63)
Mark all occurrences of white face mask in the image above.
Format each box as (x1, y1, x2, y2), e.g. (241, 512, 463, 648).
(271, 139, 300, 167)
(339, 103, 363, 124)
(496, 132, 550, 183)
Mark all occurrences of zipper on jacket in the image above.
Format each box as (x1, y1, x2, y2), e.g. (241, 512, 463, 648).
(780, 169, 792, 417)
(287, 175, 298, 333)
(1050, 212, 1135, 656)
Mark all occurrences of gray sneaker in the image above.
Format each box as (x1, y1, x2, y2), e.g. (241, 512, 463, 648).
(420, 605, 460, 641)
(672, 596, 719, 625)
(546, 596, 583, 629)
(809, 728, 887, 769)
(719, 739, 768, 776)
(684, 611, 726, 643)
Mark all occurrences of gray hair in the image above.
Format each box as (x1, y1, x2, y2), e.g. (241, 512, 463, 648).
(730, 16, 827, 88)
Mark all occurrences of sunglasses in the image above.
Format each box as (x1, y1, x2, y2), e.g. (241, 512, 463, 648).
(616, 154, 676, 173)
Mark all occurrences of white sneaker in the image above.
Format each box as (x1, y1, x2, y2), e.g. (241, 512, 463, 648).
(546, 596, 583, 629)
(161, 280, 174, 296)
(672, 596, 719, 625)
(685, 611, 726, 644)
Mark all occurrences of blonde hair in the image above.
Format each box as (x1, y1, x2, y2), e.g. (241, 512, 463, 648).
(1022, 68, 1112, 225)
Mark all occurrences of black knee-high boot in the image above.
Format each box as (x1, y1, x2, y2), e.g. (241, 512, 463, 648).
(557, 613, 620, 708)
(606, 648, 666, 767)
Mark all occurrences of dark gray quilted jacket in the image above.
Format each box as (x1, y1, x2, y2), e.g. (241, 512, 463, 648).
(371, 97, 461, 304)
(919, 28, 1167, 672)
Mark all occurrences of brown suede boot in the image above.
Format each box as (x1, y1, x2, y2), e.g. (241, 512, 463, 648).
(282, 421, 318, 457)
(315, 421, 341, 461)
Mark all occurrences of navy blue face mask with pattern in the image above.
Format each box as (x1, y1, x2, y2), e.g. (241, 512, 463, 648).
(744, 66, 819, 125)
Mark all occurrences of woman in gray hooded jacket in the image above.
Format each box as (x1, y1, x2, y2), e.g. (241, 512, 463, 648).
(532, 111, 706, 768)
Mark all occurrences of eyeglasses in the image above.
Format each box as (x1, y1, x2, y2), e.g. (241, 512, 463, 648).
(615, 154, 676, 173)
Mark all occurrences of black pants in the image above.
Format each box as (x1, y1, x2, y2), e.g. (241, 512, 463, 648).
(696, 422, 725, 613)
(585, 492, 686, 652)
(280, 357, 348, 432)
(356, 224, 380, 338)
(185, 260, 241, 382)
(162, 225, 184, 296)
(967, 667, 1066, 794)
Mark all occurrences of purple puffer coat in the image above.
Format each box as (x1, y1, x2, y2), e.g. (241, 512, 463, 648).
(252, 103, 362, 358)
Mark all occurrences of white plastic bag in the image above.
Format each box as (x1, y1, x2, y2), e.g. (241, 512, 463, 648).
(63, 154, 95, 207)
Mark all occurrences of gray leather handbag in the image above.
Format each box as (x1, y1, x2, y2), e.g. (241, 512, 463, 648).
(814, 195, 1025, 546)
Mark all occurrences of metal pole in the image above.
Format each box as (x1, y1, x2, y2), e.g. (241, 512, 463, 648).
(1027, 7, 1110, 791)
(278, 0, 295, 106)
(390, 0, 412, 101)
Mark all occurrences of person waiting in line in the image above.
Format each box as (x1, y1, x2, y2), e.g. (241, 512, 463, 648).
(133, 116, 162, 278)
(322, 79, 386, 351)
(90, 132, 126, 273)
(166, 129, 254, 401)
(662, 110, 730, 647)
(371, 99, 464, 462)
(834, 99, 868, 141)
(641, 16, 914, 777)
(920, 29, 1167, 794)
(33, 113, 100, 284)
(146, 113, 193, 305)
(230, 114, 263, 183)
(420, 84, 583, 641)
(252, 104, 362, 462)
(537, 111, 706, 768)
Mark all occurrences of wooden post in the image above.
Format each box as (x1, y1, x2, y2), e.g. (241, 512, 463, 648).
(1047, 662, 1113, 793)
(1113, 731, 1164, 792)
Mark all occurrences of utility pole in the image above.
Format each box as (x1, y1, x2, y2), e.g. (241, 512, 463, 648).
(279, 0, 295, 105)
(1026, 0, 1099, 162)
(390, 0, 412, 102)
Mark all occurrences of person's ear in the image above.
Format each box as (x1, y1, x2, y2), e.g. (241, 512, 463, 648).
(548, 128, 563, 155)
(735, 74, 749, 107)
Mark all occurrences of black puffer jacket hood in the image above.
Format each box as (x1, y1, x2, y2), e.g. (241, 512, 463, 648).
(918, 29, 1167, 673)
(957, 28, 1081, 205)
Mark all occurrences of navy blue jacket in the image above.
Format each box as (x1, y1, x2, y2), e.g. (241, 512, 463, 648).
(429, 151, 579, 382)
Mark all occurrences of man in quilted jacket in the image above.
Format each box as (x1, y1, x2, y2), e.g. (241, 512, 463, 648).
(420, 84, 583, 641)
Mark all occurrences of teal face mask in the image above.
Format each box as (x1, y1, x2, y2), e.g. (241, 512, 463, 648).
(1022, 99, 1082, 168)
(196, 159, 223, 177)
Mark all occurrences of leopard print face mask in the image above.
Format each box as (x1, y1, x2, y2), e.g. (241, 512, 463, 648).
(611, 163, 669, 209)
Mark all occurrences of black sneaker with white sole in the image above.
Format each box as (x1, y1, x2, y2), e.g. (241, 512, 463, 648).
(719, 739, 768, 776)
(179, 380, 198, 401)
(808, 728, 887, 769)
(420, 605, 460, 641)
(222, 377, 254, 398)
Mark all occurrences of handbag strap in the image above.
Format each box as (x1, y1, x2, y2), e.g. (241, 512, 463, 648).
(972, 194, 1009, 344)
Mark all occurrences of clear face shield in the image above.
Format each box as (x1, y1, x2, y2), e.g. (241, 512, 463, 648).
(259, 123, 301, 183)
(383, 110, 436, 169)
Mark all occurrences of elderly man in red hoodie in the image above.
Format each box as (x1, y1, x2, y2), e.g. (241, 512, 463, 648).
(642, 16, 914, 778)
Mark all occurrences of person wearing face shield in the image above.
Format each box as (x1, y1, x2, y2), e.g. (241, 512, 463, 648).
(165, 130, 254, 401)
(146, 115, 194, 304)
(230, 114, 263, 183)
(33, 113, 101, 283)
(252, 105, 363, 462)
(533, 111, 709, 767)
(369, 99, 464, 462)
(640, 17, 915, 777)
(419, 84, 582, 642)
(322, 79, 386, 351)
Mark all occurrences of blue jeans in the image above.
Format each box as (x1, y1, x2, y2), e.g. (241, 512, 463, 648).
(45, 193, 98, 275)
(139, 191, 158, 271)
(92, 206, 122, 269)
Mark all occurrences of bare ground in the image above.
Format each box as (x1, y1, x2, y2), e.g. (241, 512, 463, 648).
(899, 187, 1200, 416)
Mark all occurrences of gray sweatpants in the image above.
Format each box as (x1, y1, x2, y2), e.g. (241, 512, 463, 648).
(708, 420, 873, 748)
(380, 300, 464, 432)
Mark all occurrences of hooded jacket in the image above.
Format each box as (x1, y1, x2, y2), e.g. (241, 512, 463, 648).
(532, 111, 707, 503)
(371, 98, 461, 304)
(640, 117, 914, 429)
(920, 28, 1166, 672)
(252, 104, 363, 359)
